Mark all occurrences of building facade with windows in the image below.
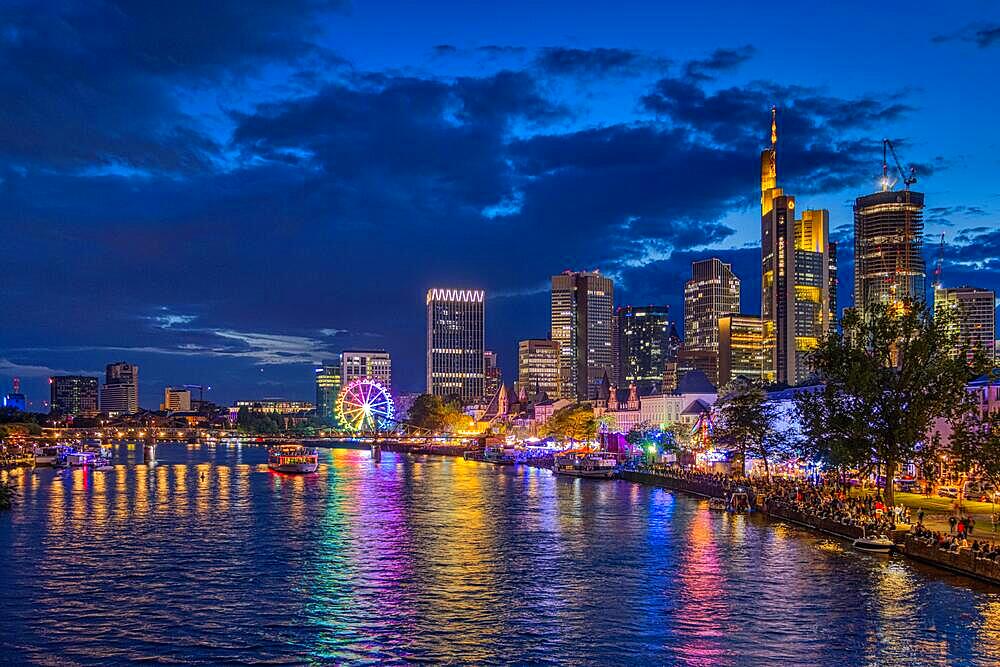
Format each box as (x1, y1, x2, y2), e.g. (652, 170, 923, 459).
(341, 350, 391, 388)
(517, 339, 561, 399)
(551, 270, 614, 401)
(426, 288, 485, 402)
(50, 376, 99, 417)
(100, 361, 139, 415)
(616, 305, 678, 394)
(718, 314, 767, 387)
(684, 258, 740, 355)
(934, 286, 996, 360)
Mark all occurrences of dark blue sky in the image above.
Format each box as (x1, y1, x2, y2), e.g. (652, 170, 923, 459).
(1, 1, 998, 409)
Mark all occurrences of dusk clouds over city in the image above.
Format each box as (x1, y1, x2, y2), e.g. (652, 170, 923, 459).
(2, 1, 998, 405)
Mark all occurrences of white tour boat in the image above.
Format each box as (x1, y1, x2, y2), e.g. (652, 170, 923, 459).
(552, 451, 617, 479)
(267, 445, 320, 474)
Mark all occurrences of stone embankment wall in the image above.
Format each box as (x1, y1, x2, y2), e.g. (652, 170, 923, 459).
(901, 537, 1000, 585)
(620, 470, 1000, 587)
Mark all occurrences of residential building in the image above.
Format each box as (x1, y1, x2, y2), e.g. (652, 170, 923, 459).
(426, 288, 485, 402)
(934, 286, 997, 359)
(616, 305, 678, 394)
(50, 375, 99, 417)
(684, 259, 740, 354)
(760, 108, 836, 384)
(854, 189, 925, 314)
(517, 339, 561, 399)
(341, 350, 392, 388)
(718, 314, 767, 386)
(162, 387, 192, 412)
(551, 270, 614, 400)
(314, 361, 341, 422)
(100, 361, 139, 415)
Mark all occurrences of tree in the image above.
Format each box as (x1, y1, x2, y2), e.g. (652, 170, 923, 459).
(542, 404, 597, 442)
(713, 377, 785, 478)
(406, 394, 469, 433)
(795, 301, 987, 504)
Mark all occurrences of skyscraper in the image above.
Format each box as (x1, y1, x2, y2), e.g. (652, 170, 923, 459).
(426, 288, 485, 402)
(683, 258, 740, 353)
(616, 305, 678, 394)
(517, 339, 561, 399)
(551, 270, 614, 401)
(483, 350, 502, 400)
(100, 361, 138, 415)
(341, 350, 392, 388)
(934, 286, 997, 360)
(718, 314, 767, 386)
(854, 189, 925, 314)
(760, 108, 836, 385)
(314, 361, 341, 422)
(50, 376, 99, 417)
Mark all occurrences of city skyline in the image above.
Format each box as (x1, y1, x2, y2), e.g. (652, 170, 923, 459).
(2, 2, 999, 406)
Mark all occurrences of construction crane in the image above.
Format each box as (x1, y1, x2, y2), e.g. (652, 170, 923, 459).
(882, 138, 917, 192)
(880, 139, 919, 313)
(932, 232, 946, 289)
(183, 384, 211, 408)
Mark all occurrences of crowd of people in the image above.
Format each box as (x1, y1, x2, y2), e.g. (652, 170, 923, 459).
(911, 524, 1000, 561)
(640, 464, 908, 537)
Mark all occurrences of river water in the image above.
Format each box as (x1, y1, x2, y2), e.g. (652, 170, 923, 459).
(2, 443, 999, 665)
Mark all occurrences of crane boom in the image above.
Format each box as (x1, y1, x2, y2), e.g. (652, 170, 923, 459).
(882, 138, 917, 191)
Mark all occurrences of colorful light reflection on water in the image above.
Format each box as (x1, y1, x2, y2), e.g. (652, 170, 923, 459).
(2, 443, 1000, 665)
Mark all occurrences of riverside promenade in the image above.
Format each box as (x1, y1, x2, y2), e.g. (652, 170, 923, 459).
(622, 469, 1000, 587)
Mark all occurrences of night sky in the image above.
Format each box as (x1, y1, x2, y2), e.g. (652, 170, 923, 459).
(1, 1, 998, 409)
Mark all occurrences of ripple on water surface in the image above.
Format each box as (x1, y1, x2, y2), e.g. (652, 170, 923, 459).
(2, 443, 1000, 666)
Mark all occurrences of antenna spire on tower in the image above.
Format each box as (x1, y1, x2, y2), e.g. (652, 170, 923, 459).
(770, 106, 777, 147)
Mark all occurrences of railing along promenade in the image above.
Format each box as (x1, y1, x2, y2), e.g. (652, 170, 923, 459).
(621, 467, 1000, 587)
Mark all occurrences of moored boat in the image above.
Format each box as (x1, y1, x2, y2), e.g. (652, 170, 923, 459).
(552, 451, 616, 479)
(708, 498, 728, 511)
(267, 445, 319, 474)
(33, 444, 72, 466)
(853, 535, 895, 554)
(482, 445, 515, 465)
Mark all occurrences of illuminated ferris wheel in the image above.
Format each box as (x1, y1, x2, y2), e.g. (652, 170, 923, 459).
(335, 378, 396, 433)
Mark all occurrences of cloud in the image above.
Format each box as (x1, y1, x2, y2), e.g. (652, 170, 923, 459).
(0, 358, 99, 378)
(534, 47, 669, 77)
(0, 0, 345, 173)
(925, 205, 989, 227)
(933, 23, 1000, 48)
(683, 46, 755, 81)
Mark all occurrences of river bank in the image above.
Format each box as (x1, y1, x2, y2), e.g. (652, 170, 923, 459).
(621, 470, 1000, 587)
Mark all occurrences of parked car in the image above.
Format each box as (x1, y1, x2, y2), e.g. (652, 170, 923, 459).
(937, 486, 960, 499)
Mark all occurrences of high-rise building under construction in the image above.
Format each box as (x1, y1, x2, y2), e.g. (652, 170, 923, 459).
(853, 175, 925, 314)
(760, 108, 837, 385)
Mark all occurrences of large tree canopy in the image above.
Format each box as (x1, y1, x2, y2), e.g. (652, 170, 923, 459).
(795, 301, 987, 504)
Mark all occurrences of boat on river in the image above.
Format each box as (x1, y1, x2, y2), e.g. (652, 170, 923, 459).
(33, 445, 72, 466)
(853, 535, 895, 554)
(552, 451, 617, 479)
(482, 445, 515, 465)
(59, 449, 110, 467)
(708, 498, 728, 511)
(267, 445, 319, 474)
